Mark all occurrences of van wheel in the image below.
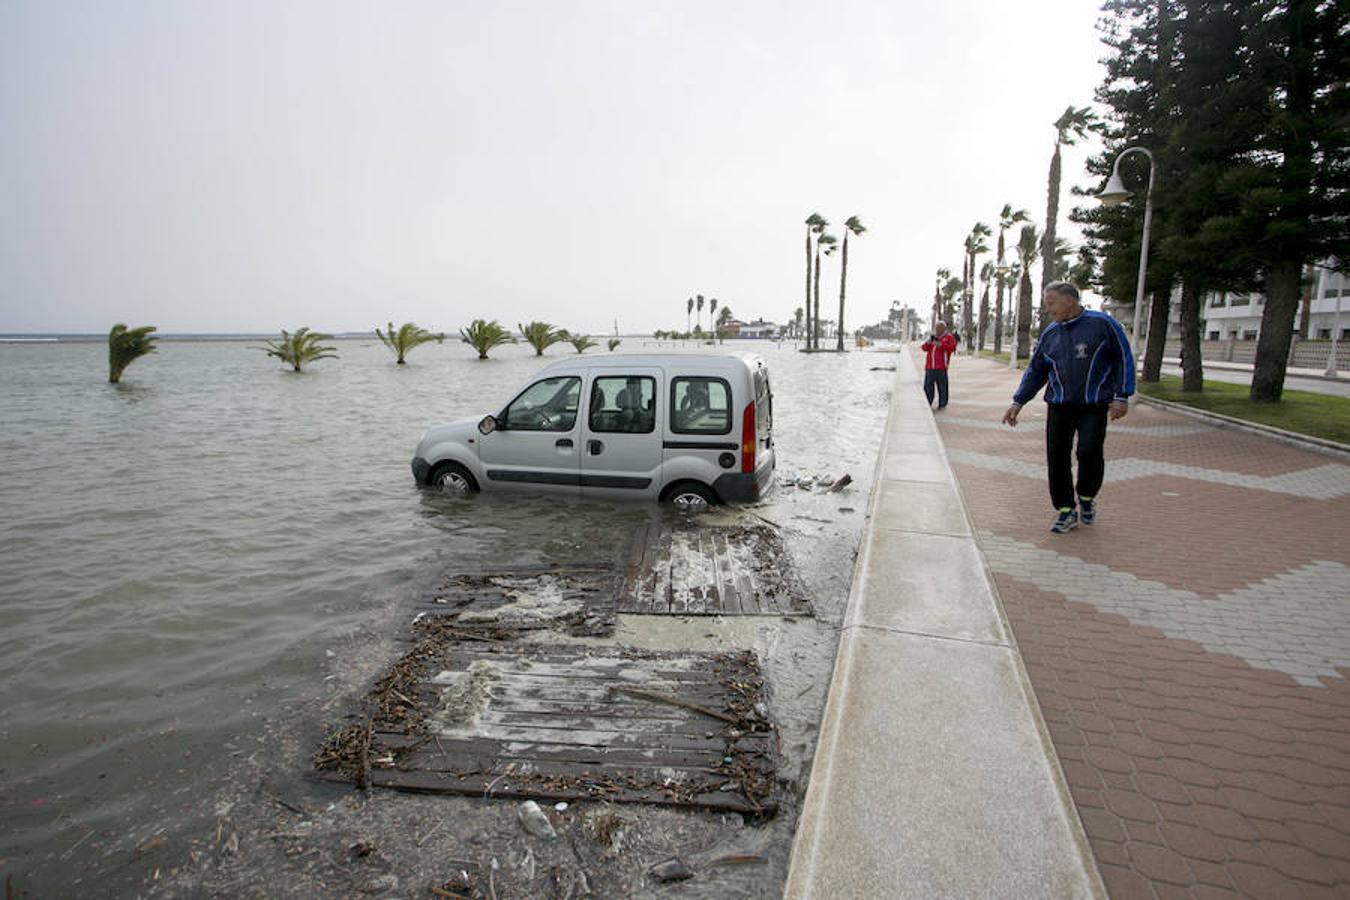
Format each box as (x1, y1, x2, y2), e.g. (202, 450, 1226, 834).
(663, 482, 716, 512)
(430, 462, 479, 495)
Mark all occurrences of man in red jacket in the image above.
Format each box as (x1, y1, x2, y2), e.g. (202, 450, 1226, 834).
(921, 321, 959, 410)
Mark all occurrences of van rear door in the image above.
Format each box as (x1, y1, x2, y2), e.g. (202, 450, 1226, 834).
(579, 368, 663, 500)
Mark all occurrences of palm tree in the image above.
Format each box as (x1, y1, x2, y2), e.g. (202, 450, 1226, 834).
(518, 321, 564, 356)
(261, 327, 337, 372)
(695, 294, 705, 334)
(715, 306, 733, 342)
(994, 204, 1029, 354)
(962, 223, 992, 350)
(814, 233, 837, 349)
(107, 323, 158, 383)
(1041, 106, 1096, 295)
(686, 297, 694, 336)
(607, 337, 622, 351)
(792, 306, 804, 339)
(836, 216, 866, 351)
(1004, 261, 1022, 342)
(1015, 225, 1041, 359)
(459, 319, 515, 360)
(375, 321, 443, 364)
(977, 261, 994, 350)
(941, 276, 964, 328)
(709, 298, 718, 336)
(933, 267, 951, 328)
(561, 331, 597, 354)
(804, 213, 826, 348)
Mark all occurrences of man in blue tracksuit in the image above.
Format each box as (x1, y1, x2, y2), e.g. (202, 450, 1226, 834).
(1001, 281, 1135, 533)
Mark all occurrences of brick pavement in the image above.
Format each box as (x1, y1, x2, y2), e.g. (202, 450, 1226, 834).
(930, 353, 1350, 899)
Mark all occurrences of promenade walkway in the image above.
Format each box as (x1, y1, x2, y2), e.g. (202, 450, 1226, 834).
(936, 353, 1350, 898)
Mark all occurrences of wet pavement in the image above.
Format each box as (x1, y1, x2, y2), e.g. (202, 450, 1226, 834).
(934, 352, 1350, 899)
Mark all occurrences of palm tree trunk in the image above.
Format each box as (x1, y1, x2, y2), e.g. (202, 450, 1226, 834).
(812, 246, 822, 350)
(978, 284, 990, 350)
(962, 254, 974, 351)
(805, 231, 813, 348)
(1296, 264, 1312, 340)
(1250, 260, 1303, 402)
(1179, 280, 1204, 392)
(994, 275, 1005, 354)
(1041, 143, 1062, 296)
(1017, 271, 1033, 359)
(836, 233, 849, 352)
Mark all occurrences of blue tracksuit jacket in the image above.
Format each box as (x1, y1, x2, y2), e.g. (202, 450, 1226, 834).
(1012, 310, 1136, 407)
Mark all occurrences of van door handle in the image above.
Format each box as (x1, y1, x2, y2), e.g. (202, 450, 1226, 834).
(587, 440, 604, 455)
(555, 438, 573, 449)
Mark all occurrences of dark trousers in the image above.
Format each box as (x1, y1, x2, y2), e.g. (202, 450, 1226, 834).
(923, 370, 949, 408)
(1045, 403, 1110, 510)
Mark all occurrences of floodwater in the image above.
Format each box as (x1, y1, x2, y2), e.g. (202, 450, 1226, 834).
(0, 337, 897, 897)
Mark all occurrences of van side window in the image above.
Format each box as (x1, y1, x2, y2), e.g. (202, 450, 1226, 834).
(671, 377, 731, 434)
(501, 376, 580, 432)
(589, 376, 656, 434)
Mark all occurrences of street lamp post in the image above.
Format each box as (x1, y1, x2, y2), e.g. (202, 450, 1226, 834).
(1098, 145, 1156, 361)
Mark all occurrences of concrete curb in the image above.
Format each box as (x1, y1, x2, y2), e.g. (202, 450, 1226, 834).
(1134, 394, 1350, 460)
(783, 348, 1104, 899)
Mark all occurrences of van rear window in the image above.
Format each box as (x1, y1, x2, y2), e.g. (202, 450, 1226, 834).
(671, 377, 731, 434)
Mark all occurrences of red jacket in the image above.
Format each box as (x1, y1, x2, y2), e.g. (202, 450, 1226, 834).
(921, 332, 958, 371)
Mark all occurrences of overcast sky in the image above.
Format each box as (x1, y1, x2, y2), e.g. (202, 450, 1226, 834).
(0, 0, 1108, 335)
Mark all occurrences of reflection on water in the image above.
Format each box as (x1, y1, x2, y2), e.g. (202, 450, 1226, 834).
(0, 338, 894, 894)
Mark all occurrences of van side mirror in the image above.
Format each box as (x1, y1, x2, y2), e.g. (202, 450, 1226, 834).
(478, 415, 498, 435)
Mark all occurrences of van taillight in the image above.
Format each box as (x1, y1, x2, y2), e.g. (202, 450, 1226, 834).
(740, 402, 756, 473)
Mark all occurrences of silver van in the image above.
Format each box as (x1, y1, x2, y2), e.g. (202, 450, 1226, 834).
(411, 353, 774, 509)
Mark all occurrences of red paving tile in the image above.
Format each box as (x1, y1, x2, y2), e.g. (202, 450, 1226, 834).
(933, 354, 1350, 897)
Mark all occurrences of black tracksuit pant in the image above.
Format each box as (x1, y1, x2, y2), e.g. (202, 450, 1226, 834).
(1045, 403, 1110, 510)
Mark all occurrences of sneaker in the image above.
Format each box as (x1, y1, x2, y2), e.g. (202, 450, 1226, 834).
(1050, 508, 1078, 533)
(1079, 497, 1096, 525)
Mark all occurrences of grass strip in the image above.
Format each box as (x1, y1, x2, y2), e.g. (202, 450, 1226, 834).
(1137, 375, 1350, 445)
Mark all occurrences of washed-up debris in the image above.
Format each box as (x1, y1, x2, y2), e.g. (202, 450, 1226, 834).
(315, 642, 780, 815)
(517, 800, 556, 840)
(869, 365, 897, 371)
(650, 857, 694, 883)
(828, 473, 852, 492)
(710, 853, 768, 866)
(621, 522, 809, 616)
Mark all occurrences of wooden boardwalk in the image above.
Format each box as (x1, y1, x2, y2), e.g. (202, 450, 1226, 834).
(620, 522, 810, 616)
(412, 565, 618, 637)
(322, 643, 778, 814)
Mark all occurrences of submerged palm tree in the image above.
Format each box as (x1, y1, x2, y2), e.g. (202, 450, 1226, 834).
(460, 319, 515, 360)
(519, 321, 564, 356)
(107, 323, 158, 383)
(375, 321, 443, 364)
(559, 330, 597, 354)
(1041, 106, 1096, 295)
(607, 337, 622, 351)
(814, 233, 837, 348)
(836, 216, 866, 351)
(962, 223, 991, 350)
(994, 204, 1029, 354)
(261, 327, 338, 372)
(804, 213, 826, 348)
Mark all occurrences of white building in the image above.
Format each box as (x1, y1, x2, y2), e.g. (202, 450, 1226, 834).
(1104, 263, 1348, 343)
